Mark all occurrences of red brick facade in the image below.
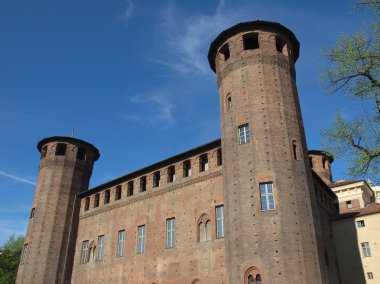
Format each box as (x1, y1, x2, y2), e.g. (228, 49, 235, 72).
(16, 21, 340, 284)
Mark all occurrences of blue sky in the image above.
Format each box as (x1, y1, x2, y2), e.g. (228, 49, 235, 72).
(0, 0, 370, 246)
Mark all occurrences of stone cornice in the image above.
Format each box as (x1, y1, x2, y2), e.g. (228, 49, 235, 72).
(80, 170, 223, 220)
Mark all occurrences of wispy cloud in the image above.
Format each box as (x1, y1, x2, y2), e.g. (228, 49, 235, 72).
(154, 0, 242, 75)
(121, 0, 134, 24)
(0, 171, 36, 186)
(124, 91, 174, 128)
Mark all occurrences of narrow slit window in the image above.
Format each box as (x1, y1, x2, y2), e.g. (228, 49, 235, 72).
(219, 43, 230, 61)
(153, 171, 160, 188)
(115, 185, 122, 201)
(183, 160, 192, 177)
(226, 95, 232, 111)
(309, 157, 314, 168)
(217, 148, 222, 166)
(94, 193, 99, 208)
(30, 208, 35, 219)
(292, 141, 298, 160)
(55, 143, 67, 156)
(140, 176, 147, 192)
(243, 33, 259, 50)
(84, 197, 90, 211)
(127, 181, 134, 196)
(167, 166, 176, 183)
(104, 190, 110, 204)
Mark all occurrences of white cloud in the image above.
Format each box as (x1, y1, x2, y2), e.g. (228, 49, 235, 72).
(155, 0, 242, 75)
(0, 171, 36, 186)
(121, 0, 134, 24)
(124, 91, 174, 128)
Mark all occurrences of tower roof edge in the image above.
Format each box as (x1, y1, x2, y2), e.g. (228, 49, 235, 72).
(37, 136, 100, 160)
(207, 20, 300, 72)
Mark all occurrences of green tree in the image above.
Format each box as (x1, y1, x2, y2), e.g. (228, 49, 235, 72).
(321, 1, 380, 181)
(0, 235, 24, 284)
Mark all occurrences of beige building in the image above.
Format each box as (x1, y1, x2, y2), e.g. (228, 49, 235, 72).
(330, 180, 375, 213)
(332, 203, 380, 284)
(369, 184, 380, 204)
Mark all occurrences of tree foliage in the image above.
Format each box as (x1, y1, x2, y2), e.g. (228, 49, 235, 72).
(0, 235, 24, 284)
(321, 1, 380, 181)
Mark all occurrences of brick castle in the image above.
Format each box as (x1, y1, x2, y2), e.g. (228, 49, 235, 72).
(16, 21, 340, 284)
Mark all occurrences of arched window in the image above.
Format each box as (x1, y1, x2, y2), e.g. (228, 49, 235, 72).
(248, 275, 255, 284)
(226, 94, 232, 111)
(153, 171, 160, 188)
(256, 274, 262, 284)
(167, 165, 176, 183)
(275, 36, 287, 55)
(219, 43, 230, 61)
(292, 140, 298, 160)
(198, 214, 211, 242)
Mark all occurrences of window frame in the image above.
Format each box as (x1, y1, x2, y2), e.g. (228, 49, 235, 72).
(96, 235, 104, 261)
(356, 220, 365, 228)
(80, 240, 89, 264)
(260, 182, 276, 211)
(117, 230, 125, 257)
(216, 205, 224, 238)
(166, 218, 175, 248)
(238, 124, 251, 144)
(361, 242, 372, 257)
(137, 225, 146, 254)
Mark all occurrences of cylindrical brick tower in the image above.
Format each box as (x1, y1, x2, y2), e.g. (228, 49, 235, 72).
(308, 150, 334, 185)
(16, 137, 99, 284)
(208, 21, 323, 283)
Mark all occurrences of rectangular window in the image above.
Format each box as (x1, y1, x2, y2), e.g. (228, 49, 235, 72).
(356, 220, 365, 228)
(55, 143, 67, 156)
(166, 218, 175, 248)
(30, 208, 35, 219)
(238, 124, 251, 144)
(127, 181, 134, 196)
(153, 172, 160, 188)
(346, 200, 352, 209)
(117, 230, 125, 257)
(361, 242, 372, 257)
(140, 176, 147, 192)
(97, 235, 104, 261)
(137, 225, 145, 253)
(183, 160, 192, 177)
(80, 240, 89, 264)
(199, 154, 209, 172)
(260, 182, 275, 211)
(115, 186, 122, 201)
(368, 272, 374, 279)
(217, 148, 222, 166)
(168, 166, 176, 183)
(104, 190, 110, 204)
(84, 197, 90, 211)
(94, 193, 99, 208)
(20, 244, 28, 264)
(216, 205, 225, 238)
